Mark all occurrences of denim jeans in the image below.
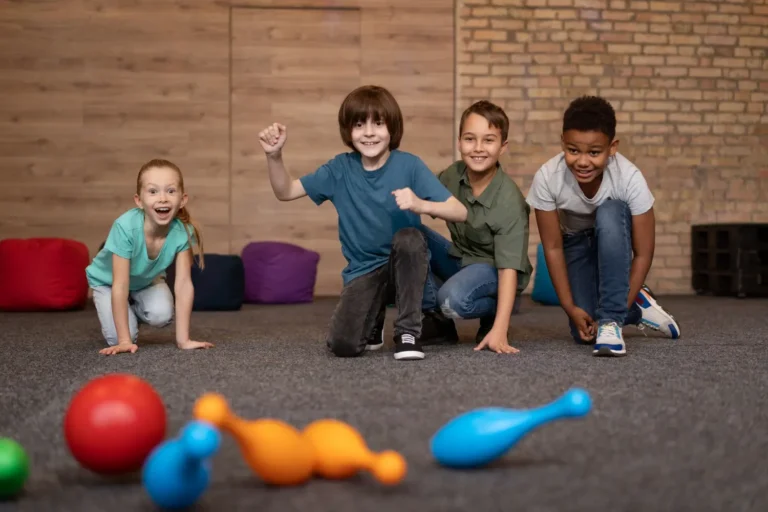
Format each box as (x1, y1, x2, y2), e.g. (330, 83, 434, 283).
(327, 227, 428, 357)
(420, 226, 499, 321)
(563, 199, 642, 343)
(92, 278, 174, 346)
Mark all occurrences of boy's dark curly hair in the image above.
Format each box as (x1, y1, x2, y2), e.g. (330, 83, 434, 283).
(562, 96, 616, 141)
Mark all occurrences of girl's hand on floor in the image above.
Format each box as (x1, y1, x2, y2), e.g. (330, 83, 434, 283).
(99, 343, 138, 356)
(177, 340, 215, 350)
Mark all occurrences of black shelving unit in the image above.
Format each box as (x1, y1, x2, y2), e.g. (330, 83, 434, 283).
(691, 223, 768, 297)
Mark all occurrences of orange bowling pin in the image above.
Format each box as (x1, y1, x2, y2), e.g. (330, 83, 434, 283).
(193, 393, 314, 486)
(302, 419, 406, 485)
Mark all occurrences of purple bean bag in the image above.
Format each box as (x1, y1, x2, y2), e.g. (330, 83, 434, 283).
(242, 242, 320, 304)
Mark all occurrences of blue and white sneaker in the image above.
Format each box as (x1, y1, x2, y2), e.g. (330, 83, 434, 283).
(593, 322, 626, 357)
(635, 285, 681, 339)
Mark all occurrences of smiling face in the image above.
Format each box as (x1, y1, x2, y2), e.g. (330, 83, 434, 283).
(134, 166, 188, 229)
(350, 117, 392, 162)
(561, 129, 618, 186)
(459, 112, 508, 174)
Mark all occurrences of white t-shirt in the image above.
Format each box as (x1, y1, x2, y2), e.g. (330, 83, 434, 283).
(526, 152, 655, 234)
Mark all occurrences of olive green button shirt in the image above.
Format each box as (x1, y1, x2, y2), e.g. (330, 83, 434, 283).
(438, 160, 533, 292)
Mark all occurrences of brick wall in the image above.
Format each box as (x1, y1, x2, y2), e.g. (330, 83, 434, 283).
(457, 0, 768, 294)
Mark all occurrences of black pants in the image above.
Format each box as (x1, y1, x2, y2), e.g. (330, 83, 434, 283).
(327, 227, 428, 357)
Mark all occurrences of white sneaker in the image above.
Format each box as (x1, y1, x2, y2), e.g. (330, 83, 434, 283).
(593, 322, 626, 357)
(635, 285, 681, 339)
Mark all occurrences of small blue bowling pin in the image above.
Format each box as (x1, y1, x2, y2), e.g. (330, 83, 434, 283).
(142, 420, 222, 510)
(430, 388, 592, 469)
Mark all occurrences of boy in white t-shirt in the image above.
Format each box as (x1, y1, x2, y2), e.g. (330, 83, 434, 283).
(526, 96, 680, 356)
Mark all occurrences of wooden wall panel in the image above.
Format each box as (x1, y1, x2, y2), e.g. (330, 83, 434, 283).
(359, 5, 456, 240)
(0, 2, 230, 254)
(0, 0, 455, 295)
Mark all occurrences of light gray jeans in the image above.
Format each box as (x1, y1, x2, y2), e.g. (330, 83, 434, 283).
(92, 278, 174, 346)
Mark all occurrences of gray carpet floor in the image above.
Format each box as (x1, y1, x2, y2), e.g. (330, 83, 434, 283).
(1, 295, 767, 512)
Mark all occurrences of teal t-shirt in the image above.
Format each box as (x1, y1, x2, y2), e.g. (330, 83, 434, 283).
(85, 208, 193, 291)
(299, 150, 452, 284)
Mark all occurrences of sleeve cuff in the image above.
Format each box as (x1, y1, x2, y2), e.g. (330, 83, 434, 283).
(525, 196, 556, 211)
(299, 175, 324, 205)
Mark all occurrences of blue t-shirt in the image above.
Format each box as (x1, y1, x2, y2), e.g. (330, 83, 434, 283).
(300, 150, 452, 284)
(85, 208, 193, 291)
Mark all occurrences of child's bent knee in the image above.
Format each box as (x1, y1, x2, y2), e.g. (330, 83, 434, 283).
(439, 294, 466, 320)
(144, 306, 173, 327)
(392, 227, 426, 253)
(596, 199, 630, 221)
(327, 338, 364, 357)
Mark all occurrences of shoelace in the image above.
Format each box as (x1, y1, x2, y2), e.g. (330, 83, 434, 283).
(597, 322, 621, 340)
(401, 334, 416, 345)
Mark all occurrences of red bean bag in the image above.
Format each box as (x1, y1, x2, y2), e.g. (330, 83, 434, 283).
(0, 238, 90, 311)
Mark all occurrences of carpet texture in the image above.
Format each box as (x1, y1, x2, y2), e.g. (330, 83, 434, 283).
(1, 296, 767, 512)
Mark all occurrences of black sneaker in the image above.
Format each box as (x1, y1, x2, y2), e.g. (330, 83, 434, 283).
(421, 310, 459, 346)
(364, 320, 384, 351)
(475, 315, 495, 344)
(393, 333, 424, 360)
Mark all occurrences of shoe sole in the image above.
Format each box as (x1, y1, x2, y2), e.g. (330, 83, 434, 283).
(394, 350, 425, 360)
(640, 319, 680, 339)
(593, 345, 626, 357)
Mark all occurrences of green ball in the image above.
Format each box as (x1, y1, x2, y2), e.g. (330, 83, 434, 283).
(0, 438, 29, 499)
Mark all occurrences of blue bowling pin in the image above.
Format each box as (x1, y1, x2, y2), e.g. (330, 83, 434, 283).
(430, 388, 592, 468)
(142, 420, 222, 510)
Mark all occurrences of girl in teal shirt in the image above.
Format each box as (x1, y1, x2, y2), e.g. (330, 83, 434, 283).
(85, 159, 214, 355)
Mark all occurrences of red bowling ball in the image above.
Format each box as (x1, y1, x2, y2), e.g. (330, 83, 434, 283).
(63, 373, 167, 474)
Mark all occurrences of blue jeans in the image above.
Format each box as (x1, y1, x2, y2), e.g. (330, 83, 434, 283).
(563, 199, 642, 343)
(420, 226, 498, 320)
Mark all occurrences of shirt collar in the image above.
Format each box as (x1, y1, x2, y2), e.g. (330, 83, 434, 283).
(458, 161, 504, 208)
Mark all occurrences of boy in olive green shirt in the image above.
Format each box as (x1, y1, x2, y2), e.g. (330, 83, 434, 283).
(421, 100, 533, 353)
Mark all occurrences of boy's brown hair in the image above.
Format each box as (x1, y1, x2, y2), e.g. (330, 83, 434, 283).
(338, 85, 404, 151)
(459, 100, 509, 143)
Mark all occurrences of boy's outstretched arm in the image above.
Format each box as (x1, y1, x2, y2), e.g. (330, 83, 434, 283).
(259, 123, 307, 201)
(629, 208, 655, 307)
(392, 188, 467, 222)
(535, 208, 596, 341)
(475, 268, 519, 354)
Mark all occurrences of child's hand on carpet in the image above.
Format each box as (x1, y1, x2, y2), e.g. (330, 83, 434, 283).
(475, 329, 519, 354)
(177, 340, 214, 350)
(99, 342, 138, 356)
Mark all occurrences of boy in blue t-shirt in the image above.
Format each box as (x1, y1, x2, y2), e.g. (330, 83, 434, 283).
(258, 85, 467, 361)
